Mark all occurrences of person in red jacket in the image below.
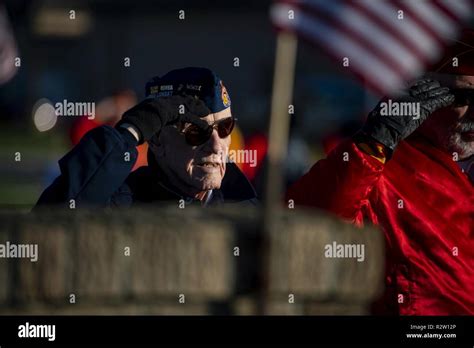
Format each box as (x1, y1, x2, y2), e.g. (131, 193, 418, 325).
(286, 34, 474, 315)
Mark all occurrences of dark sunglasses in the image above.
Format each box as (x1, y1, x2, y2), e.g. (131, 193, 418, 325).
(181, 117, 235, 146)
(451, 88, 474, 107)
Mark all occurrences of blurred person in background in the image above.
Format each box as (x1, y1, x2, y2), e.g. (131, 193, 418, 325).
(0, 4, 17, 85)
(286, 30, 474, 315)
(69, 89, 150, 170)
(35, 67, 257, 208)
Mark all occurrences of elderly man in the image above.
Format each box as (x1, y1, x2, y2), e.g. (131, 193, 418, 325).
(36, 67, 257, 208)
(286, 32, 474, 315)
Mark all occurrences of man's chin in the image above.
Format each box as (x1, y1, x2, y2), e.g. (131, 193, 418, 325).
(193, 175, 223, 192)
(448, 142, 474, 160)
(459, 151, 474, 160)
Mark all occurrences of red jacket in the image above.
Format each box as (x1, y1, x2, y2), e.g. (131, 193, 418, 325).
(286, 136, 474, 315)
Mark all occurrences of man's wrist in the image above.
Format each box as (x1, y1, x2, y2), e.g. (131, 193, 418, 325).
(118, 123, 141, 143)
(353, 131, 390, 164)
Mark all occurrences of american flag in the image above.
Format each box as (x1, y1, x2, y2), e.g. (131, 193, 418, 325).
(270, 0, 473, 95)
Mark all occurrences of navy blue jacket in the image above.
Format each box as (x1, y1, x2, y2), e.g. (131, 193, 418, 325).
(35, 126, 257, 209)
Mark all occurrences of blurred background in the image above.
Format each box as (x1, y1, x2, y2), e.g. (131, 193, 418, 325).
(0, 0, 373, 209)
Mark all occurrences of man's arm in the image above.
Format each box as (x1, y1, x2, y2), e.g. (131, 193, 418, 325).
(35, 125, 139, 208)
(34, 94, 211, 209)
(286, 79, 454, 224)
(285, 139, 385, 223)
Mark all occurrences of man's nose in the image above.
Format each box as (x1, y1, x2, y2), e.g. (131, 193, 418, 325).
(203, 129, 223, 153)
(462, 104, 474, 120)
(467, 105, 474, 120)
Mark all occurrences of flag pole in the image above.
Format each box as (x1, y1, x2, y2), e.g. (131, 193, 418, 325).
(264, 30, 298, 226)
(259, 30, 297, 313)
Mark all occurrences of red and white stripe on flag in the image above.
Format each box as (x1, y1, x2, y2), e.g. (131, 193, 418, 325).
(270, 0, 473, 96)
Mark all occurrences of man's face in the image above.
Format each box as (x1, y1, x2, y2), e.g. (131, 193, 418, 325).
(418, 74, 474, 160)
(154, 108, 232, 195)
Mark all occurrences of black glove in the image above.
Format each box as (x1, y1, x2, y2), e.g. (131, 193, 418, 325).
(359, 79, 454, 154)
(117, 94, 210, 144)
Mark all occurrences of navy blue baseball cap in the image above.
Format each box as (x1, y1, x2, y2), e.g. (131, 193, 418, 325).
(145, 67, 231, 114)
